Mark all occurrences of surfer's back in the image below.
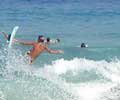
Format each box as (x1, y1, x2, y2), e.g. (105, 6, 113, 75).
(28, 43, 46, 60)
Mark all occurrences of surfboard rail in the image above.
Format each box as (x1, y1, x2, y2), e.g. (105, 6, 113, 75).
(9, 26, 19, 48)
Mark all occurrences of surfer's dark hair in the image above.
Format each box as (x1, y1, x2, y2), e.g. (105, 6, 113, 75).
(38, 35, 44, 42)
(81, 43, 86, 48)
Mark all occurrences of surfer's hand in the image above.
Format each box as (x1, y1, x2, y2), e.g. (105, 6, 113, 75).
(13, 39, 18, 43)
(58, 50, 64, 54)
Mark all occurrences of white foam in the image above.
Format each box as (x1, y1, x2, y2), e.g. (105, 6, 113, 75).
(1, 46, 120, 100)
(73, 82, 116, 100)
(43, 58, 120, 83)
(0, 91, 5, 100)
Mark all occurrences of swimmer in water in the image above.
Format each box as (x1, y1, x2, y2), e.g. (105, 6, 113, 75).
(81, 43, 88, 48)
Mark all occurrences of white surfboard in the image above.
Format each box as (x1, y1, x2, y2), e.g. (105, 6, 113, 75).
(9, 26, 19, 48)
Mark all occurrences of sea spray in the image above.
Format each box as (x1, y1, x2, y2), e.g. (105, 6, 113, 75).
(0, 46, 80, 100)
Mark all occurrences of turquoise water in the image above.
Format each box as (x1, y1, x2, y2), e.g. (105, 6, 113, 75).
(0, 0, 120, 100)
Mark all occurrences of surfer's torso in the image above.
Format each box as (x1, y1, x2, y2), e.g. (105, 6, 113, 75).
(27, 42, 46, 62)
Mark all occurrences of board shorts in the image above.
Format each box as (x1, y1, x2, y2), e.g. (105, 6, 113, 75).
(25, 51, 33, 64)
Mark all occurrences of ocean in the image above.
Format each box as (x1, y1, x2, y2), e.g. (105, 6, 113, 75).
(0, 0, 120, 100)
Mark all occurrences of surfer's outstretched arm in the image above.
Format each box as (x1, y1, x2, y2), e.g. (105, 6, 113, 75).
(1, 32, 8, 40)
(45, 46, 64, 54)
(15, 39, 35, 45)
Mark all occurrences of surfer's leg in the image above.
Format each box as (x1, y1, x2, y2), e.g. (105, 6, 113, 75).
(1, 32, 9, 40)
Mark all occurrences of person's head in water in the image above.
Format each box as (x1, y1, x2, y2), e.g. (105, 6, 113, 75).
(46, 37, 60, 43)
(47, 37, 50, 42)
(56, 38, 60, 42)
(38, 35, 45, 43)
(81, 43, 87, 48)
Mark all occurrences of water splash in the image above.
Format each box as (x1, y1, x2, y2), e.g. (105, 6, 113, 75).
(0, 46, 120, 100)
(0, 46, 80, 100)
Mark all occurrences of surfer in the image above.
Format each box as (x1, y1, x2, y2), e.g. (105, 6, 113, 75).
(15, 35, 64, 64)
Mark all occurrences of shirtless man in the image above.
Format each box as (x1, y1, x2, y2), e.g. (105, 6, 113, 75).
(15, 35, 63, 64)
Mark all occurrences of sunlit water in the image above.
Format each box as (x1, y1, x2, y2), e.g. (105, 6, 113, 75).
(0, 0, 120, 100)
